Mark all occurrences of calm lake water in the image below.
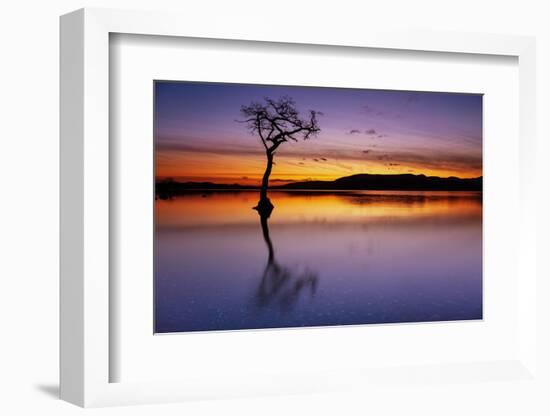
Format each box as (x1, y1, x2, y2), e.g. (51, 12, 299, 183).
(154, 190, 482, 333)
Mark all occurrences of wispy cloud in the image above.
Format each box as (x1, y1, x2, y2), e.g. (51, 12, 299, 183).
(157, 137, 263, 157)
(360, 148, 481, 175)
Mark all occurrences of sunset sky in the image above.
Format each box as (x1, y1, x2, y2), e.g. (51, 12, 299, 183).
(155, 81, 482, 185)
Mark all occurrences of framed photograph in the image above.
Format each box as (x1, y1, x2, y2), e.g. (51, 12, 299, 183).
(60, 8, 539, 408)
(153, 81, 483, 334)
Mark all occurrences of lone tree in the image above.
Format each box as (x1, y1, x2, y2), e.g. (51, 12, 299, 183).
(239, 96, 321, 215)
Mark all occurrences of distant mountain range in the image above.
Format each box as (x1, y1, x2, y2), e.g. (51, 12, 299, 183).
(156, 174, 482, 196)
(278, 174, 482, 191)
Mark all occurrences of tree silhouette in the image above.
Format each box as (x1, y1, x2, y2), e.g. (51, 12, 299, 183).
(239, 96, 321, 215)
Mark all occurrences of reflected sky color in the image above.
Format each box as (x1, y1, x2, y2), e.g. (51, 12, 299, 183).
(155, 82, 483, 183)
(155, 191, 482, 333)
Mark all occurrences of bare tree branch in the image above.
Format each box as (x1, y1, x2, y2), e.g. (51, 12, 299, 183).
(239, 96, 321, 154)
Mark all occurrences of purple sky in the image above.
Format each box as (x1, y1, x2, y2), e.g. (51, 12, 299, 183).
(155, 81, 482, 183)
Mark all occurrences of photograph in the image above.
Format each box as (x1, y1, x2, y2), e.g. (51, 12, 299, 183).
(154, 81, 483, 333)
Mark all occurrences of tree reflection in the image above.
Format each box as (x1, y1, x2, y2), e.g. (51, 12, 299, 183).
(255, 206, 319, 309)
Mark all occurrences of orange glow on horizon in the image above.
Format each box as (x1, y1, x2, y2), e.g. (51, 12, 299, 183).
(156, 151, 482, 185)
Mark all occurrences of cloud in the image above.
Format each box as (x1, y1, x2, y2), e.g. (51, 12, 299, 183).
(348, 128, 381, 137)
(362, 149, 481, 175)
(349, 145, 481, 173)
(157, 138, 263, 157)
(313, 158, 319, 162)
(320, 157, 328, 161)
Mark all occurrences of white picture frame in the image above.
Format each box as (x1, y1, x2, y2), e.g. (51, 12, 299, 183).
(60, 7, 538, 408)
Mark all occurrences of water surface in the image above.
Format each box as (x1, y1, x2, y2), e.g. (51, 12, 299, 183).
(155, 190, 482, 333)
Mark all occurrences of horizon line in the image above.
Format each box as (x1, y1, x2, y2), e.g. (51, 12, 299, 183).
(156, 172, 483, 184)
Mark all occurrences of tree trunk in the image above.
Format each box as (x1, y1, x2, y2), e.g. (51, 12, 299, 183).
(260, 151, 274, 201)
(254, 151, 275, 216)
